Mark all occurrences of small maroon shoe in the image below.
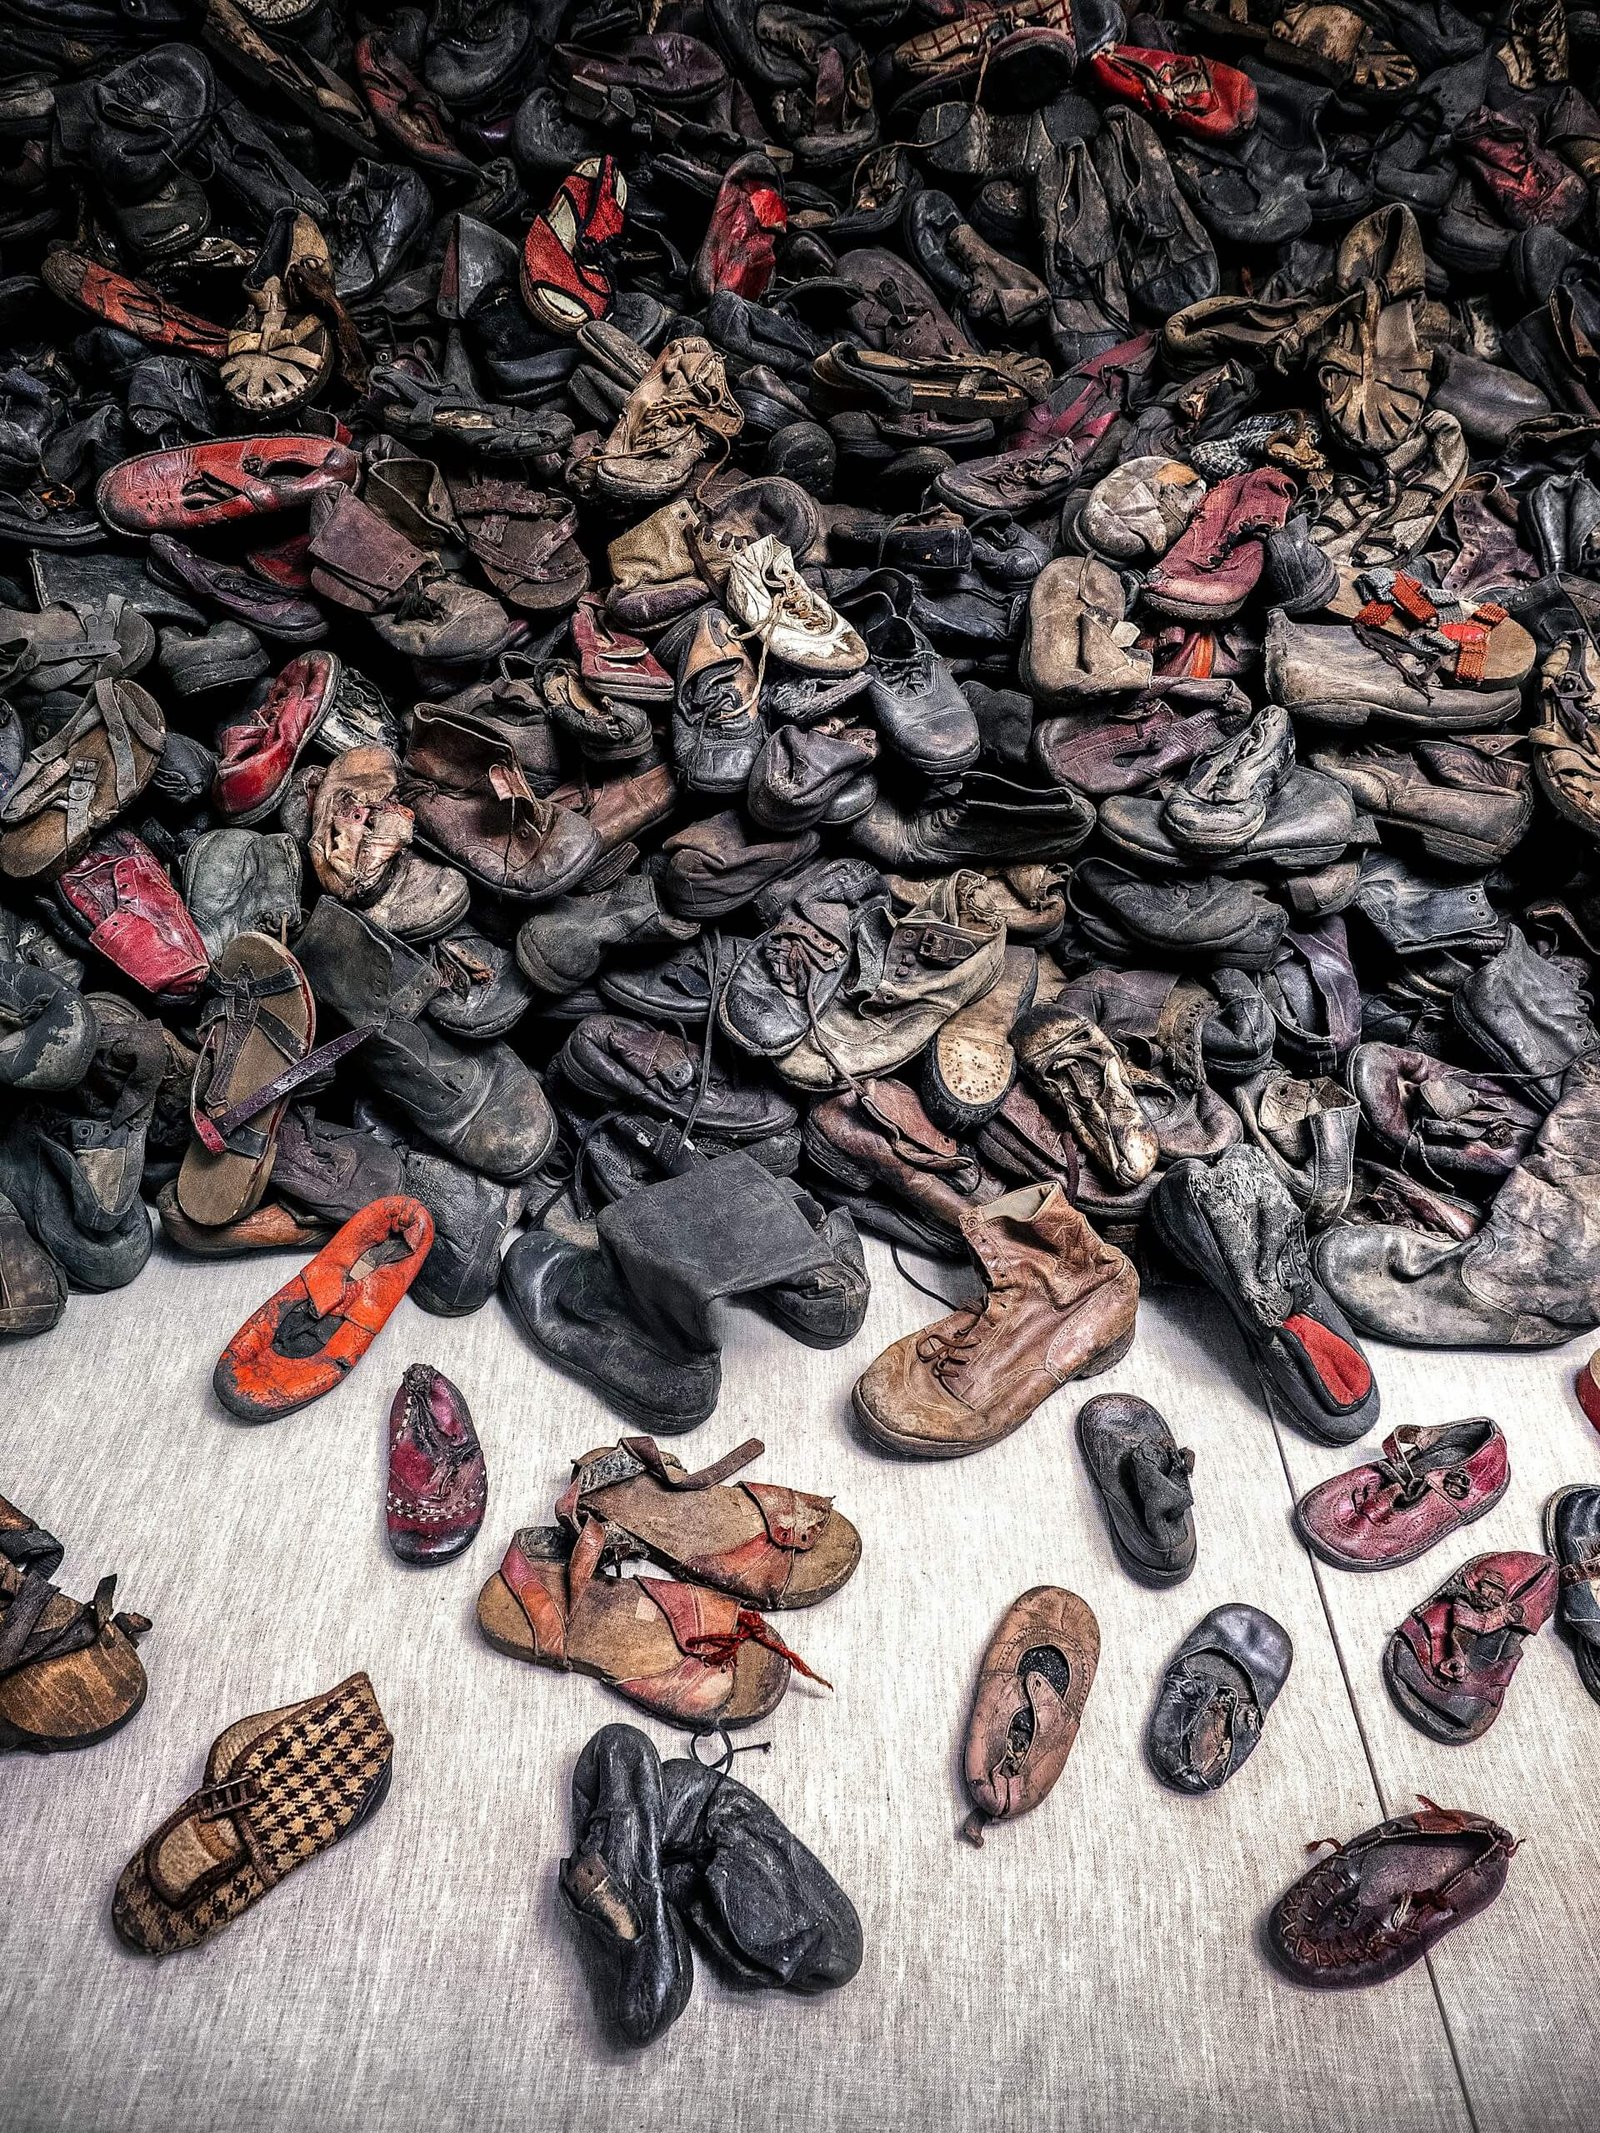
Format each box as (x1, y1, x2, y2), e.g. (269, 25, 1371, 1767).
(97, 437, 361, 536)
(147, 537, 328, 643)
(571, 595, 673, 703)
(1294, 1419, 1509, 1573)
(1384, 1550, 1559, 1743)
(386, 1364, 487, 1566)
(694, 152, 788, 301)
(214, 652, 342, 823)
(54, 832, 209, 999)
(1142, 469, 1297, 622)
(1089, 45, 1257, 140)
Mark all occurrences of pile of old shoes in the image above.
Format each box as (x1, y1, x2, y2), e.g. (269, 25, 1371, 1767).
(560, 1722, 861, 2046)
(2, 0, 1600, 1500)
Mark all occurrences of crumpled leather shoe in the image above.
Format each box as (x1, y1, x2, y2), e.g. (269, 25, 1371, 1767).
(1076, 1393, 1196, 1586)
(1544, 1485, 1600, 1706)
(852, 1182, 1138, 1459)
(1296, 1419, 1509, 1572)
(213, 1195, 433, 1421)
(1267, 1803, 1517, 1990)
(1384, 1550, 1559, 1743)
(961, 1584, 1099, 1848)
(1145, 1602, 1291, 1795)
(1154, 1147, 1379, 1444)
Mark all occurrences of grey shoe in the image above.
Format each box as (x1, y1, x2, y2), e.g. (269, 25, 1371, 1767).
(295, 899, 556, 1181)
(0, 1113, 154, 1291)
(157, 621, 270, 698)
(181, 828, 303, 964)
(0, 957, 97, 1092)
(1453, 926, 1598, 1108)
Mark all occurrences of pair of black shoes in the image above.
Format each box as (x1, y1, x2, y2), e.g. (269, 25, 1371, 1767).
(561, 1722, 862, 2046)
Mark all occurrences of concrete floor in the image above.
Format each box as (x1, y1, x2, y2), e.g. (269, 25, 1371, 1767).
(1, 1227, 1594, 2133)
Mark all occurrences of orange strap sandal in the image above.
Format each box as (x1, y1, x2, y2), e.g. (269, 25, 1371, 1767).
(477, 1519, 826, 1727)
(212, 1194, 434, 1421)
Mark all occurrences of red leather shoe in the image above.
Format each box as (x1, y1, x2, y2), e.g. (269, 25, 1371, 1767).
(1142, 469, 1297, 622)
(570, 595, 673, 703)
(353, 30, 476, 175)
(1385, 1550, 1559, 1742)
(1088, 45, 1257, 141)
(246, 534, 316, 594)
(40, 249, 231, 360)
(521, 157, 627, 333)
(386, 1364, 486, 1565)
(54, 832, 209, 999)
(694, 152, 787, 302)
(1294, 1419, 1509, 1572)
(97, 437, 361, 537)
(214, 1196, 435, 1422)
(1454, 107, 1587, 232)
(214, 651, 342, 823)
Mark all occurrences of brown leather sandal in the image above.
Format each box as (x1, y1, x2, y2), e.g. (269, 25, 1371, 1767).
(476, 1520, 825, 1727)
(177, 935, 364, 1227)
(0, 1495, 150, 1754)
(557, 1436, 860, 1610)
(0, 677, 165, 880)
(960, 1585, 1099, 1848)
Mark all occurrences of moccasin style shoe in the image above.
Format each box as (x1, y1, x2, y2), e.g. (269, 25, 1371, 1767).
(1078, 454, 1207, 563)
(556, 1436, 859, 1611)
(0, 1496, 149, 1751)
(1145, 1603, 1291, 1795)
(212, 1194, 434, 1421)
(477, 1520, 821, 1728)
(1076, 1393, 1196, 1586)
(1385, 1550, 1559, 1743)
(961, 1585, 1098, 1847)
(1295, 1419, 1510, 1573)
(1013, 999, 1160, 1190)
(1267, 1803, 1517, 1990)
(1544, 1486, 1600, 1705)
(560, 1722, 693, 2048)
(112, 1673, 392, 1954)
(1154, 1148, 1379, 1445)
(852, 1183, 1138, 1459)
(385, 1363, 485, 1566)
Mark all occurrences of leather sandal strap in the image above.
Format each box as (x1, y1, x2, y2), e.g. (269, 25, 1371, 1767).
(618, 1434, 765, 1491)
(193, 1026, 369, 1159)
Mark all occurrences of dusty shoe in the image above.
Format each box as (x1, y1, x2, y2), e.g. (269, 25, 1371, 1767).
(802, 1076, 1004, 1256)
(1021, 556, 1152, 706)
(1013, 1001, 1159, 1190)
(0, 1192, 67, 1338)
(1265, 610, 1522, 732)
(851, 1183, 1139, 1459)
(920, 945, 1038, 1133)
(593, 336, 744, 505)
(960, 1585, 1099, 1847)
(708, 534, 866, 675)
(1145, 1603, 1291, 1796)
(1310, 737, 1533, 869)
(1161, 703, 1295, 856)
(1267, 1802, 1516, 1991)
(1076, 1393, 1196, 1586)
(1078, 455, 1207, 564)
(1384, 1550, 1558, 1743)
(1295, 1419, 1509, 1572)
(1154, 1146, 1379, 1444)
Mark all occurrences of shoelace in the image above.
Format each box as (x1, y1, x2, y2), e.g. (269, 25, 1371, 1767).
(683, 1608, 831, 1685)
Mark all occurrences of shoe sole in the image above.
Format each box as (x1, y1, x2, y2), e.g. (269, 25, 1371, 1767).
(1381, 1630, 1496, 1745)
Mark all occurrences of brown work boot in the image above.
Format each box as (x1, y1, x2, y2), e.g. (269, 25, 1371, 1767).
(593, 336, 745, 506)
(803, 1075, 1003, 1255)
(851, 1182, 1139, 1457)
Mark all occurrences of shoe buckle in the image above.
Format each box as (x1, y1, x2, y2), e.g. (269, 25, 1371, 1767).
(196, 1775, 261, 1820)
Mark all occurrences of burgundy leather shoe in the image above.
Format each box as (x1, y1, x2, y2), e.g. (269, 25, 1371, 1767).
(214, 652, 342, 823)
(97, 436, 360, 536)
(386, 1363, 487, 1566)
(1294, 1418, 1509, 1572)
(1384, 1550, 1559, 1743)
(54, 832, 209, 999)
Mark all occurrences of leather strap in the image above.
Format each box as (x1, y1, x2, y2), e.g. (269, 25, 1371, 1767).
(193, 1026, 369, 1159)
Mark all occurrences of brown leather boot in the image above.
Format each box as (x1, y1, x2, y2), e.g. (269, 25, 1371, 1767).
(852, 1182, 1139, 1457)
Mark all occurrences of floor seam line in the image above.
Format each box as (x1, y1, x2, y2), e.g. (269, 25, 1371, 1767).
(1267, 1416, 1481, 2133)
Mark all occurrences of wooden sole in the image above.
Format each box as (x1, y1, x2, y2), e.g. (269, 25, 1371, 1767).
(476, 1569, 788, 1726)
(0, 1617, 147, 1754)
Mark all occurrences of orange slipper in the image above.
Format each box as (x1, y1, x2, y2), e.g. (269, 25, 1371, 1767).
(213, 1194, 433, 1422)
